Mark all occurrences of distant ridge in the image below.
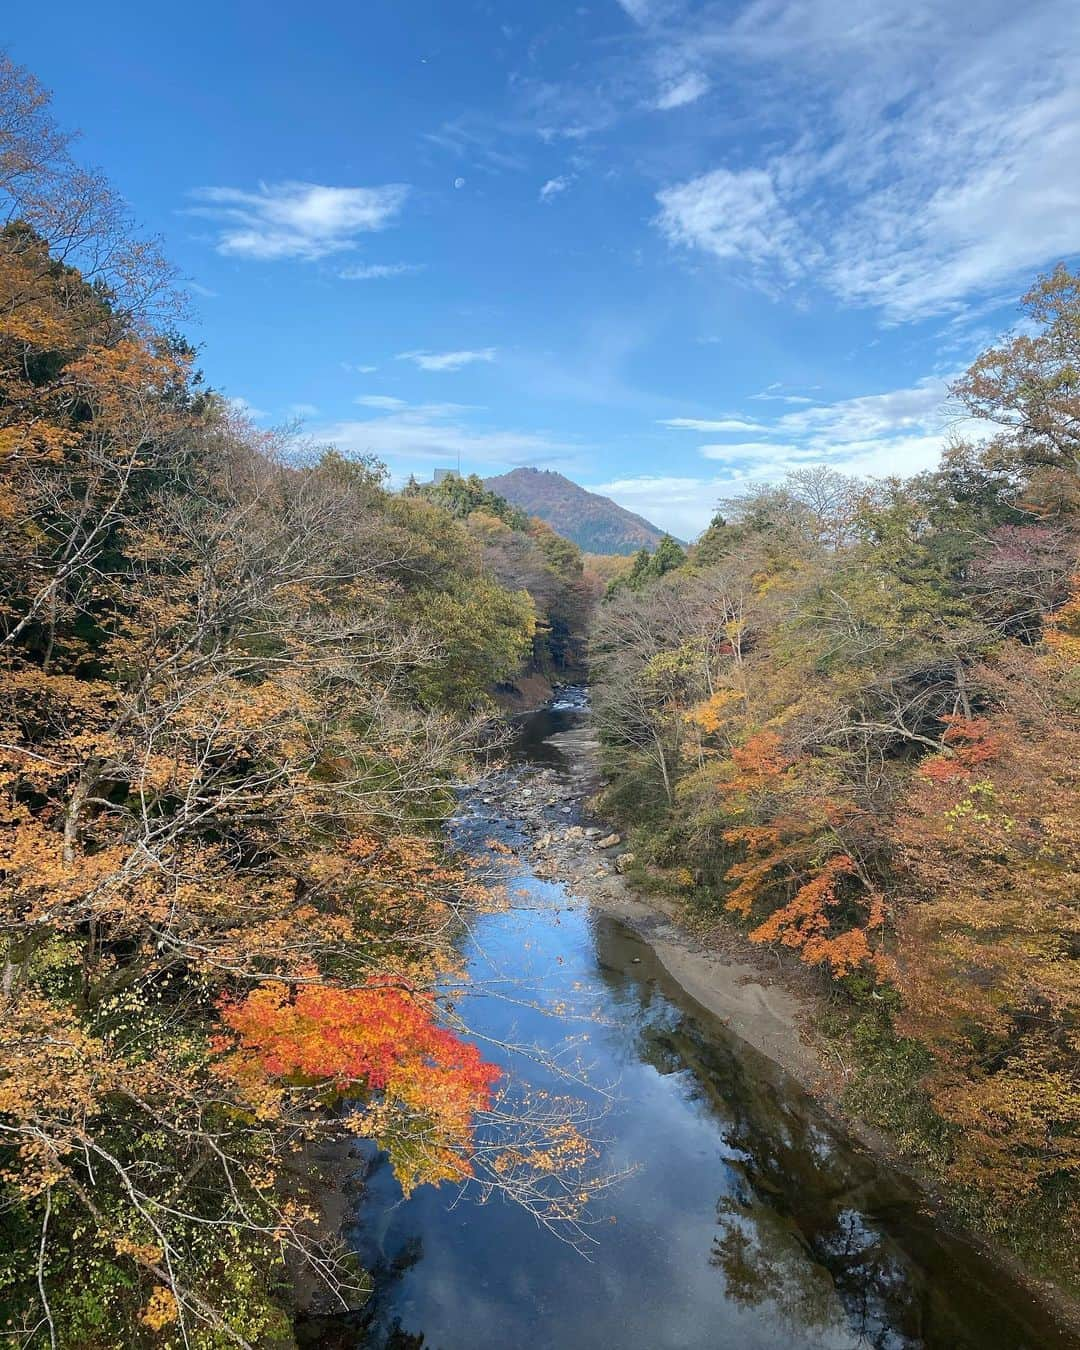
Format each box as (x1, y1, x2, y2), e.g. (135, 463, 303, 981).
(483, 467, 672, 556)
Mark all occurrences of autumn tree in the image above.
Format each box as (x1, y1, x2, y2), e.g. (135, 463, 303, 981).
(891, 639, 1079, 1232)
(0, 55, 602, 1347)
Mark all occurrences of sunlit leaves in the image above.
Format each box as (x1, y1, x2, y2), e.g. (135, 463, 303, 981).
(219, 982, 499, 1191)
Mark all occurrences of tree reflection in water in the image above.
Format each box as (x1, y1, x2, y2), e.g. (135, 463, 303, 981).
(323, 845, 1066, 1350)
(594, 917, 1046, 1350)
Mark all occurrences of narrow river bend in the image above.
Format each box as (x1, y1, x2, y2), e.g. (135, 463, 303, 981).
(309, 691, 1073, 1350)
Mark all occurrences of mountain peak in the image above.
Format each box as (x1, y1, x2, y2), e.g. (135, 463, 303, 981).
(483, 468, 671, 556)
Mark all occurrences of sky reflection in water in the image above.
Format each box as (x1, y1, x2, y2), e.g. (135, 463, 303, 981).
(313, 709, 1067, 1350)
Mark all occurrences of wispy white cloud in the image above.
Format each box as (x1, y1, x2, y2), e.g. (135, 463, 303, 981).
(654, 71, 710, 111)
(423, 119, 529, 174)
(593, 442, 939, 538)
(615, 0, 655, 22)
(698, 440, 798, 461)
(615, 0, 683, 25)
(641, 373, 983, 535)
(655, 166, 808, 278)
(227, 395, 267, 421)
(689, 374, 962, 471)
(189, 181, 408, 261)
(773, 377, 954, 447)
(315, 403, 572, 471)
(288, 402, 320, 418)
(648, 0, 1080, 319)
(587, 474, 723, 538)
(355, 395, 408, 410)
(338, 261, 423, 280)
(659, 416, 765, 432)
(749, 390, 818, 405)
(397, 348, 497, 372)
(539, 175, 573, 202)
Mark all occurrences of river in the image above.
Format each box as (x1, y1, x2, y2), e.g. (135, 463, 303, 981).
(303, 690, 1074, 1350)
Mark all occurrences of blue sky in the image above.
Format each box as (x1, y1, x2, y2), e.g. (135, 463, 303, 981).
(6, 0, 1079, 537)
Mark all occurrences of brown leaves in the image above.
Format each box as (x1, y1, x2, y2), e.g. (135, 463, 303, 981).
(892, 655, 1080, 1200)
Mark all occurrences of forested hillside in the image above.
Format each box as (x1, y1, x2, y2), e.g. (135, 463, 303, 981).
(483, 467, 671, 555)
(591, 267, 1080, 1278)
(0, 58, 593, 1345)
(404, 472, 593, 676)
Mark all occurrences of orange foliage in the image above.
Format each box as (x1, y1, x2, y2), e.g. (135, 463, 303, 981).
(218, 983, 499, 1188)
(748, 855, 888, 978)
(730, 729, 789, 780)
(714, 731, 887, 978)
(1045, 572, 1080, 664)
(919, 715, 1001, 782)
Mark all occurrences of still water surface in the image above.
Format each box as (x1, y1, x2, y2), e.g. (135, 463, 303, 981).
(317, 695, 1074, 1350)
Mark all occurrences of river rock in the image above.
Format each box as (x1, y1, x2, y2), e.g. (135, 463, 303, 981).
(583, 827, 603, 838)
(615, 852, 636, 874)
(596, 832, 621, 849)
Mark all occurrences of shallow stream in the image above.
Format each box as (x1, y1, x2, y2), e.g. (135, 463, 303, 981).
(313, 692, 1074, 1350)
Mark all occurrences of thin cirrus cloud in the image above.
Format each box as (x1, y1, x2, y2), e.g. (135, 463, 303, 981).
(689, 375, 959, 466)
(188, 181, 409, 261)
(226, 395, 267, 421)
(636, 374, 972, 537)
(397, 348, 497, 372)
(647, 0, 1080, 320)
(658, 416, 765, 433)
(539, 175, 573, 202)
(656, 168, 806, 275)
(338, 261, 424, 280)
(355, 395, 408, 410)
(315, 402, 572, 470)
(654, 71, 710, 111)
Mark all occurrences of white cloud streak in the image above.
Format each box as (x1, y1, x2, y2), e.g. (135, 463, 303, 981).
(355, 395, 408, 410)
(338, 262, 423, 280)
(659, 416, 765, 432)
(226, 395, 267, 421)
(656, 167, 806, 275)
(654, 71, 710, 110)
(397, 348, 497, 372)
(641, 373, 984, 535)
(539, 175, 573, 202)
(189, 181, 408, 261)
(315, 403, 571, 470)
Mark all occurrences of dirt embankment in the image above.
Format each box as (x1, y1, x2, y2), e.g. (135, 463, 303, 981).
(492, 672, 555, 714)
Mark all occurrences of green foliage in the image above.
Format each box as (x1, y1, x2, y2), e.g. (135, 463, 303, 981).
(405, 472, 529, 530)
(606, 535, 686, 597)
(411, 577, 536, 708)
(824, 1009, 952, 1170)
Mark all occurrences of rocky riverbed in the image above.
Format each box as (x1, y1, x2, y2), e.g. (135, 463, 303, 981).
(482, 713, 822, 1088)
